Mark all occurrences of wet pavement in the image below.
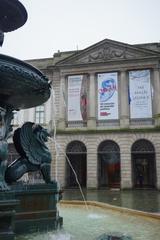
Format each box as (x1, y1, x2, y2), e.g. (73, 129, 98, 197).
(62, 189, 160, 213)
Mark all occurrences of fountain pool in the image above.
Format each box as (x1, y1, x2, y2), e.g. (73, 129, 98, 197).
(16, 202, 160, 240)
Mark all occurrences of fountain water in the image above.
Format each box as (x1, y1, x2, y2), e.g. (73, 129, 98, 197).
(49, 87, 89, 210)
(15, 202, 160, 240)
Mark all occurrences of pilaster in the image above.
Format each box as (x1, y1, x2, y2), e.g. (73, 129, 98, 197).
(87, 72, 96, 129)
(87, 151, 98, 188)
(57, 75, 66, 130)
(120, 70, 129, 128)
(153, 67, 160, 126)
(120, 151, 132, 189)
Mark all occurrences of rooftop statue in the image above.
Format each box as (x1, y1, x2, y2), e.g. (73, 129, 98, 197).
(5, 122, 53, 184)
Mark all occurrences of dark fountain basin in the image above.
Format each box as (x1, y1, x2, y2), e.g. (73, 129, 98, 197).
(0, 54, 51, 109)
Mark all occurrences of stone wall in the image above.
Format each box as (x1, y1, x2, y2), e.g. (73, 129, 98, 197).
(49, 132, 160, 189)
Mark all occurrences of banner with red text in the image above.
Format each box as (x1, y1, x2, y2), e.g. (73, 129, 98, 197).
(98, 72, 118, 120)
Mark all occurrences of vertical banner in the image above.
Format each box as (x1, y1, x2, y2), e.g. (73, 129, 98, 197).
(98, 72, 118, 120)
(129, 70, 152, 119)
(68, 75, 87, 121)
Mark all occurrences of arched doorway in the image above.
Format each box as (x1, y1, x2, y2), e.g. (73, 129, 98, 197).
(131, 139, 156, 188)
(98, 140, 120, 188)
(66, 141, 87, 188)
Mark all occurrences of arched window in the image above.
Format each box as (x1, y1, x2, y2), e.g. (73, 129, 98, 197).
(66, 141, 87, 154)
(131, 139, 156, 188)
(66, 141, 87, 188)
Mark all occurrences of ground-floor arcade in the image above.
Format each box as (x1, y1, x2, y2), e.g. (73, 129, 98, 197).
(50, 131, 160, 190)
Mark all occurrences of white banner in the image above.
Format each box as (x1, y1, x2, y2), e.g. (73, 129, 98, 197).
(129, 70, 152, 119)
(68, 75, 87, 121)
(98, 72, 118, 120)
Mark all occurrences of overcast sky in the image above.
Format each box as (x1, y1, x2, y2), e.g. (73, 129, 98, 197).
(1, 0, 160, 60)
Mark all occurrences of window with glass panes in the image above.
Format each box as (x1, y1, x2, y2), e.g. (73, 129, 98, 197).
(35, 105, 45, 124)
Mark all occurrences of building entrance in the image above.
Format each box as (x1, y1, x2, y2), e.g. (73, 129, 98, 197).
(66, 141, 87, 188)
(98, 140, 120, 188)
(131, 139, 156, 188)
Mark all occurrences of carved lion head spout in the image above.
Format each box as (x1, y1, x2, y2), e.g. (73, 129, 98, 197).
(32, 123, 51, 143)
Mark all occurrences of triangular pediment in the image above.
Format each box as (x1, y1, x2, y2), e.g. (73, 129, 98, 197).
(56, 39, 159, 66)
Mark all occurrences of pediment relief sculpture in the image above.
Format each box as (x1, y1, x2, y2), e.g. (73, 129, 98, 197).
(76, 45, 151, 64)
(88, 45, 134, 62)
(56, 40, 158, 66)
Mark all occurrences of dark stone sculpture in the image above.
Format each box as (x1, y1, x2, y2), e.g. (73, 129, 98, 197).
(5, 122, 53, 184)
(0, 52, 51, 191)
(0, 1, 62, 239)
(0, 54, 51, 110)
(0, 0, 27, 47)
(0, 0, 50, 192)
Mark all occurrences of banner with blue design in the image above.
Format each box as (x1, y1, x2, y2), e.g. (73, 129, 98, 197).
(129, 70, 152, 119)
(98, 72, 118, 120)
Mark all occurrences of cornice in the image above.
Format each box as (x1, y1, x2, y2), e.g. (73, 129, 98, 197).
(56, 127, 160, 135)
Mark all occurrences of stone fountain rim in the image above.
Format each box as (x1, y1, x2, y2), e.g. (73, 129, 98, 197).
(0, 53, 48, 81)
(0, 53, 50, 109)
(60, 200, 160, 221)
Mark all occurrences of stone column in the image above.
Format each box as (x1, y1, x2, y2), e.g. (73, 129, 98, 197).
(119, 70, 129, 128)
(87, 151, 98, 189)
(87, 73, 96, 129)
(28, 108, 35, 122)
(57, 145, 66, 187)
(50, 136, 66, 187)
(156, 152, 160, 190)
(153, 67, 160, 126)
(121, 150, 133, 189)
(57, 75, 66, 130)
(23, 108, 29, 122)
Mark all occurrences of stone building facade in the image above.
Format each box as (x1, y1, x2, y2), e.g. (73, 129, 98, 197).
(10, 39, 160, 189)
